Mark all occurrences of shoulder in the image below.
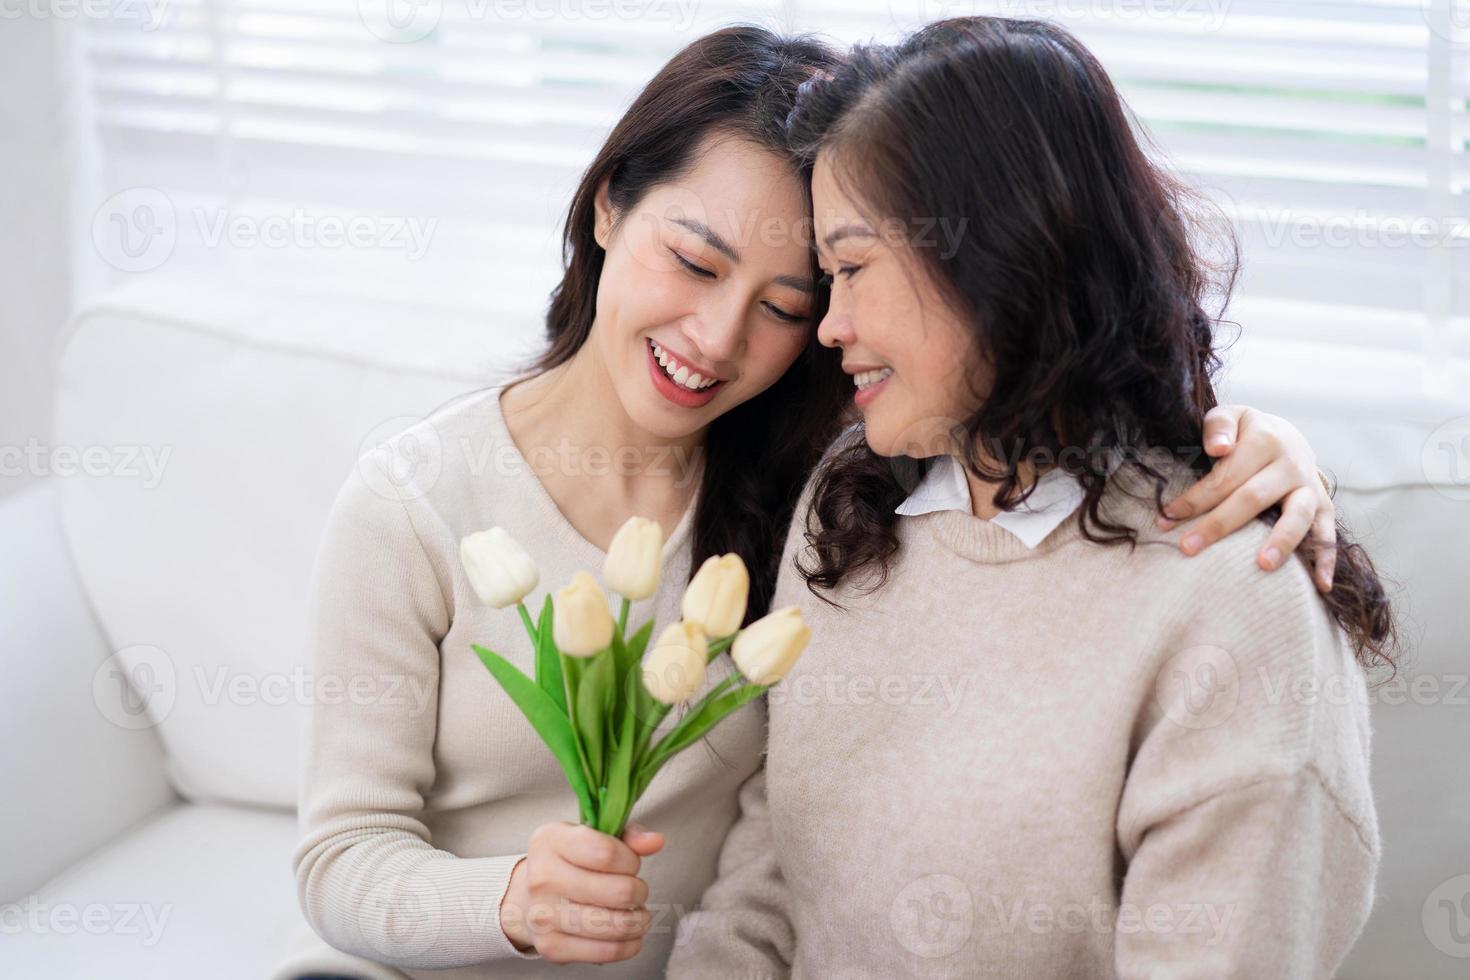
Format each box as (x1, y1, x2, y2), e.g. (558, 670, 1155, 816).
(319, 384, 512, 568)
(357, 385, 506, 501)
(1104, 458, 1377, 841)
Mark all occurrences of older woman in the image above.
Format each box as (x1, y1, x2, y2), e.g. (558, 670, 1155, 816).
(667, 17, 1391, 979)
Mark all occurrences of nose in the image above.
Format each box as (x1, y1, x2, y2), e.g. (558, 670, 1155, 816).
(817, 306, 854, 350)
(683, 294, 747, 367)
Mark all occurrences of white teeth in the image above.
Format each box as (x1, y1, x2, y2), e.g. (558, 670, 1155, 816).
(854, 368, 893, 389)
(650, 340, 720, 391)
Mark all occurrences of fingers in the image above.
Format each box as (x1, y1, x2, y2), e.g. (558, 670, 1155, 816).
(530, 900, 652, 941)
(1157, 436, 1273, 530)
(524, 839, 649, 909)
(622, 821, 665, 857)
(539, 822, 643, 875)
(1310, 505, 1338, 593)
(1257, 486, 1317, 571)
(1173, 462, 1298, 557)
(536, 932, 645, 966)
(515, 822, 657, 964)
(1201, 404, 1245, 457)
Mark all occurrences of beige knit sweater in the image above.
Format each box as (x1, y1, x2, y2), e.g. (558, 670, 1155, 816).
(665, 451, 1380, 979)
(290, 378, 767, 979)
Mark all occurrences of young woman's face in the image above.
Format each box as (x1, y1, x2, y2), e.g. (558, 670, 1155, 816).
(811, 149, 985, 459)
(590, 133, 817, 440)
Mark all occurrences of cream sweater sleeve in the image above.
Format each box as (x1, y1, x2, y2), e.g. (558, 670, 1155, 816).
(664, 764, 793, 979)
(291, 449, 539, 968)
(1112, 557, 1381, 979)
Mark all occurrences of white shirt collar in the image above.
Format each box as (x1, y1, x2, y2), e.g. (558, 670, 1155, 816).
(894, 454, 1087, 550)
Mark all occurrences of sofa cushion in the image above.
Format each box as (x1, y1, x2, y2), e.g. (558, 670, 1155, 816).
(3, 803, 305, 979)
(51, 274, 534, 808)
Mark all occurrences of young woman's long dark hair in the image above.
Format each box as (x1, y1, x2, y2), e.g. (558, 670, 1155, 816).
(528, 26, 852, 626)
(786, 17, 1395, 670)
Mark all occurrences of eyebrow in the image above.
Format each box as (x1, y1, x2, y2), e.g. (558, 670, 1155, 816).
(823, 224, 876, 249)
(671, 216, 815, 294)
(671, 217, 739, 262)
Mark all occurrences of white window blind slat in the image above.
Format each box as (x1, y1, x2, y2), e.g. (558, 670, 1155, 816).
(80, 0, 1470, 368)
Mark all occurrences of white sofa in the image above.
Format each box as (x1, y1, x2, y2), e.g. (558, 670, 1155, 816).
(2, 274, 1466, 978)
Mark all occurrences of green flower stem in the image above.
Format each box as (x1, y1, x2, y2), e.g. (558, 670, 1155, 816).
(635, 672, 740, 772)
(630, 700, 673, 772)
(705, 634, 735, 663)
(617, 597, 630, 637)
(561, 651, 597, 821)
(517, 601, 538, 646)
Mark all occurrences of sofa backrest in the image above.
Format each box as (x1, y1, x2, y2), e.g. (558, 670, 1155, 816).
(52, 275, 533, 809)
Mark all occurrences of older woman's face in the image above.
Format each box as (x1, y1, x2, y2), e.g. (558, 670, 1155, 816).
(811, 149, 986, 459)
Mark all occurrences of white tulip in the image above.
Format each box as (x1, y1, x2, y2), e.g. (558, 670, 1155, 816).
(459, 527, 539, 609)
(604, 516, 663, 601)
(553, 571, 614, 657)
(681, 554, 749, 639)
(731, 606, 810, 685)
(642, 621, 708, 705)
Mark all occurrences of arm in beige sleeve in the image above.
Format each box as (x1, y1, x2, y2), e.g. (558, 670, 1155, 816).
(291, 449, 539, 968)
(1113, 769, 1378, 979)
(1113, 566, 1381, 979)
(664, 764, 793, 979)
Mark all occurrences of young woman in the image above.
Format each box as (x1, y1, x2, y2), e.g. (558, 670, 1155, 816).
(666, 18, 1393, 980)
(290, 25, 1345, 980)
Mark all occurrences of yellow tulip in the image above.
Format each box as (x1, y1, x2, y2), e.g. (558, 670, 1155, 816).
(603, 516, 663, 601)
(681, 554, 749, 639)
(642, 621, 708, 705)
(459, 527, 539, 609)
(731, 606, 810, 685)
(553, 571, 614, 657)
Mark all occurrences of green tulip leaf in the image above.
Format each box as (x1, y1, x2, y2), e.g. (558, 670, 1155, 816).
(575, 648, 614, 788)
(635, 678, 765, 798)
(533, 596, 566, 715)
(598, 700, 638, 836)
(472, 644, 594, 822)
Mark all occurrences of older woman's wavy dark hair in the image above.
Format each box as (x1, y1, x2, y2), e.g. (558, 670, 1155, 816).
(786, 17, 1395, 670)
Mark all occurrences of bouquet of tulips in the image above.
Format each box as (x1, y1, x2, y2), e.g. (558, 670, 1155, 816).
(459, 516, 810, 838)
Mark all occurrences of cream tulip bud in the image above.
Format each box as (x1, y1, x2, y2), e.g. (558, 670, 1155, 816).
(731, 606, 810, 685)
(553, 571, 614, 657)
(459, 527, 539, 609)
(603, 516, 663, 601)
(642, 621, 708, 705)
(681, 554, 749, 639)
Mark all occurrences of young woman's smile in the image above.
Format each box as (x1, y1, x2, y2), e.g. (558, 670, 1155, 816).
(590, 133, 817, 435)
(645, 336, 727, 408)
